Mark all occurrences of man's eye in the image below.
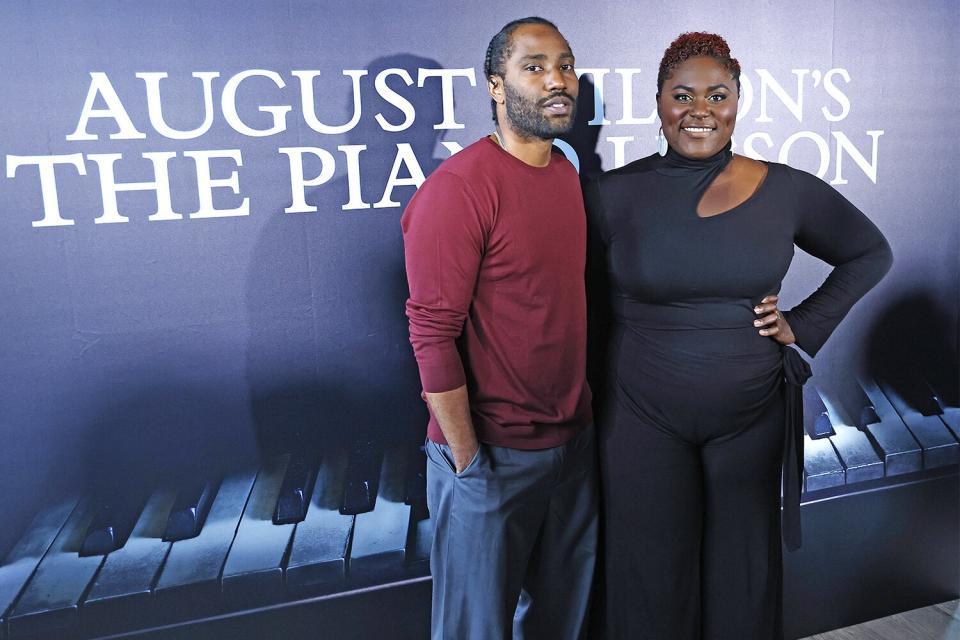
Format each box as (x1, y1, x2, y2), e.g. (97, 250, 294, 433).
(560, 63, 575, 71)
(525, 65, 543, 72)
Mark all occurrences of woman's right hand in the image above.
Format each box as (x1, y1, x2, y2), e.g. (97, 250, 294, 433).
(753, 296, 796, 346)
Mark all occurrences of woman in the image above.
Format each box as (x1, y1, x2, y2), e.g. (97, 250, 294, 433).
(585, 33, 892, 639)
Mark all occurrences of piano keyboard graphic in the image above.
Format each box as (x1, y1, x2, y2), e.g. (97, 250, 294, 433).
(0, 376, 956, 639)
(0, 443, 430, 639)
(803, 379, 959, 491)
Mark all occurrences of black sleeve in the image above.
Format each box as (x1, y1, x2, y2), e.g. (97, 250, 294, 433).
(584, 178, 612, 404)
(782, 168, 893, 357)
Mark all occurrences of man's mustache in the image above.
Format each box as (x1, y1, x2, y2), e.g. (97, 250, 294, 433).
(538, 91, 576, 106)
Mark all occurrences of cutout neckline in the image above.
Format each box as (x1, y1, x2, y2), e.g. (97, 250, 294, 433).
(695, 159, 770, 219)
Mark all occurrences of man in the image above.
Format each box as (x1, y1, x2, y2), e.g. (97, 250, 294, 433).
(401, 16, 596, 640)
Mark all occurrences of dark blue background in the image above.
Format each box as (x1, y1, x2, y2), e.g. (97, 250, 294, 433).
(0, 1, 956, 558)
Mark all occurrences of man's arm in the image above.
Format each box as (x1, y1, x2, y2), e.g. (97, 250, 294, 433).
(425, 386, 479, 473)
(400, 170, 489, 470)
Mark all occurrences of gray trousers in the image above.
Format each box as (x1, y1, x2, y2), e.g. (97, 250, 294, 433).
(425, 426, 598, 640)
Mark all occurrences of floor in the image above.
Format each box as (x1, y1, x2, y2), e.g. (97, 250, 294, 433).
(800, 600, 960, 640)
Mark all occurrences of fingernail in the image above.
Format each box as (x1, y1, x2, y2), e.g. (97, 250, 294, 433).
(754, 307, 761, 313)
(754, 320, 761, 326)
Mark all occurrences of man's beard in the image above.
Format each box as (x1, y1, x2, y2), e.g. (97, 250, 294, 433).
(503, 81, 577, 140)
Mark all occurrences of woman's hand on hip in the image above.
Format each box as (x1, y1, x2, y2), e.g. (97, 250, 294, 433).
(753, 295, 796, 345)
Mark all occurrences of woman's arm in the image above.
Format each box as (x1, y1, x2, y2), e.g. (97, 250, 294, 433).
(782, 168, 894, 357)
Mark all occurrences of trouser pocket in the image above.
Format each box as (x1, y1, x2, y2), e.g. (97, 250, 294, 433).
(427, 440, 482, 477)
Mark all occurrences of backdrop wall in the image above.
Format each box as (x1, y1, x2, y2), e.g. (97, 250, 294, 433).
(1, 0, 957, 565)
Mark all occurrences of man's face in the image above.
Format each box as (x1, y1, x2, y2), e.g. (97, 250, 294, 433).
(499, 24, 578, 140)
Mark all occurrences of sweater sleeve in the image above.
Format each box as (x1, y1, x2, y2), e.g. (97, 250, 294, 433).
(584, 178, 612, 400)
(401, 170, 487, 393)
(782, 168, 893, 357)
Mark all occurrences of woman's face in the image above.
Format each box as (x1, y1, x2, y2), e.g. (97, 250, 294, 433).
(657, 56, 738, 159)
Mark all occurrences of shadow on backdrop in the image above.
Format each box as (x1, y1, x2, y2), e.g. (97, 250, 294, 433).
(861, 291, 958, 409)
(245, 54, 446, 460)
(559, 75, 603, 182)
(75, 379, 253, 504)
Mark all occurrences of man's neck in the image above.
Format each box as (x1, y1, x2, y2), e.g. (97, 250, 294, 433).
(495, 123, 554, 168)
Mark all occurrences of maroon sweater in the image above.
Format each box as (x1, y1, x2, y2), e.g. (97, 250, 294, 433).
(401, 138, 592, 449)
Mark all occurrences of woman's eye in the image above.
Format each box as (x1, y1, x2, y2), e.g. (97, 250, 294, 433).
(674, 94, 691, 102)
(708, 94, 726, 102)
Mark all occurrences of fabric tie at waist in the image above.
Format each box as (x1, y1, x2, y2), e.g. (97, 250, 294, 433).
(781, 346, 812, 551)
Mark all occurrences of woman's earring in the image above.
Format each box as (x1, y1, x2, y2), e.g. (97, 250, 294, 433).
(657, 127, 668, 156)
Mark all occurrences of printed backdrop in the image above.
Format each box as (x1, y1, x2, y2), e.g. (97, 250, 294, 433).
(0, 0, 957, 557)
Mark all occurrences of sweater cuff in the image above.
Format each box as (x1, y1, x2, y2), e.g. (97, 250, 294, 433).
(418, 357, 467, 394)
(782, 308, 823, 358)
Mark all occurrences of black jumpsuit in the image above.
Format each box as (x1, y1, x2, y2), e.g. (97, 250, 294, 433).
(584, 145, 892, 640)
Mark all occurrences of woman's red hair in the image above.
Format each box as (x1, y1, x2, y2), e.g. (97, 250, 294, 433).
(657, 32, 741, 94)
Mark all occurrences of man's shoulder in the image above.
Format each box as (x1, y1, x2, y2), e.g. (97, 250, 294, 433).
(430, 139, 577, 181)
(428, 138, 498, 184)
(404, 140, 495, 218)
(415, 139, 582, 206)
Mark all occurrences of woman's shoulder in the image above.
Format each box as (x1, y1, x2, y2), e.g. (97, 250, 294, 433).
(746, 156, 820, 185)
(740, 158, 853, 220)
(734, 155, 824, 194)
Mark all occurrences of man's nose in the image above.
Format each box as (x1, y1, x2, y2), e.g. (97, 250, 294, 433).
(545, 67, 566, 91)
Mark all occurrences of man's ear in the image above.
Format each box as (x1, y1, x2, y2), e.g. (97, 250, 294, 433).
(488, 75, 504, 104)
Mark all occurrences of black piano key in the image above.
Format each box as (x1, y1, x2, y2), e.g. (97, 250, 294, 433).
(886, 374, 948, 416)
(153, 471, 257, 622)
(924, 380, 960, 442)
(879, 379, 960, 468)
(858, 404, 880, 428)
(804, 386, 834, 438)
(6, 499, 103, 639)
(817, 388, 884, 484)
(856, 380, 923, 476)
(80, 489, 149, 557)
(163, 479, 220, 542)
(80, 488, 177, 636)
(274, 451, 319, 525)
(348, 445, 413, 585)
(285, 446, 354, 594)
(220, 455, 297, 608)
(0, 499, 78, 633)
(340, 439, 383, 515)
(803, 434, 845, 492)
(896, 374, 959, 417)
(404, 445, 427, 506)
